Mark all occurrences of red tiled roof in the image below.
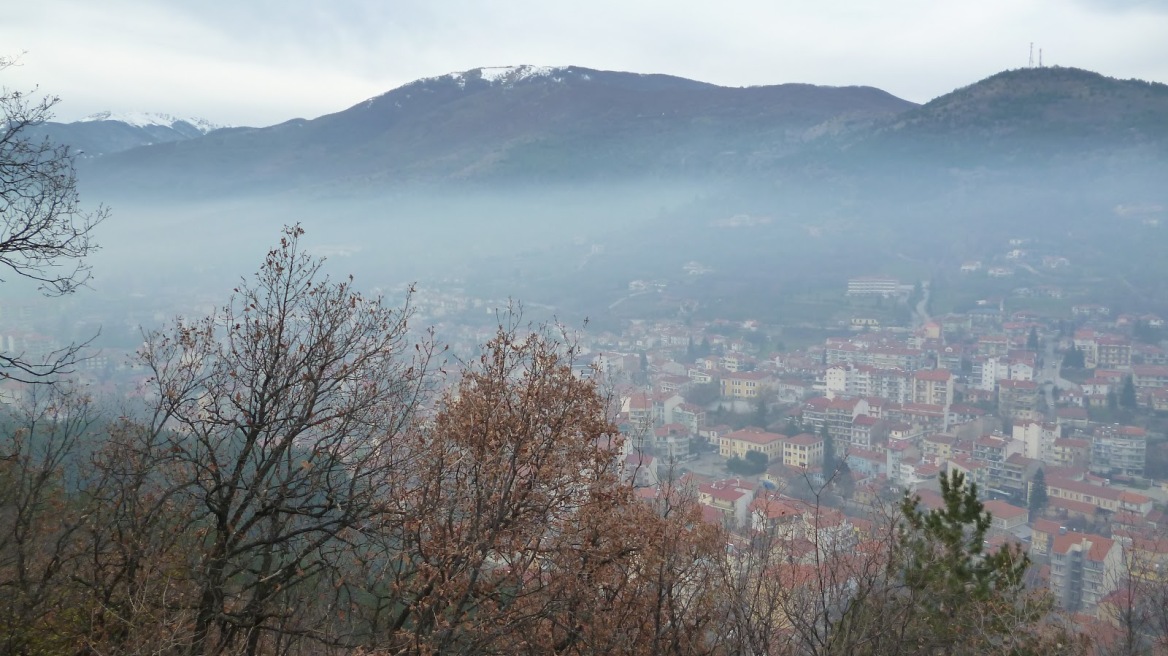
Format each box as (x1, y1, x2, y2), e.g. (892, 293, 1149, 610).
(700, 481, 750, 503)
(1032, 518, 1063, 536)
(984, 500, 1028, 520)
(1048, 497, 1099, 516)
(1051, 532, 1114, 562)
(785, 433, 822, 446)
(750, 496, 802, 520)
(913, 369, 953, 382)
(723, 428, 786, 446)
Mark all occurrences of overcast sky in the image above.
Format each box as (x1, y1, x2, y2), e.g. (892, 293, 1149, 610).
(3, 0, 1167, 127)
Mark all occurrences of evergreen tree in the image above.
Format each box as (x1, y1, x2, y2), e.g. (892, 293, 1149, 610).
(894, 471, 1034, 649)
(834, 460, 855, 499)
(753, 391, 769, 429)
(785, 417, 802, 436)
(1027, 326, 1039, 351)
(1062, 347, 1085, 369)
(900, 472, 1029, 596)
(821, 422, 836, 477)
(686, 337, 695, 361)
(1120, 375, 1137, 409)
(1029, 468, 1049, 516)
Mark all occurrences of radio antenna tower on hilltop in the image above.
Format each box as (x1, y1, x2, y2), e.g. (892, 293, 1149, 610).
(1029, 42, 1034, 68)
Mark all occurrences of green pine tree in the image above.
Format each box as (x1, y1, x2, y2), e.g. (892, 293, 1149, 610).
(1029, 468, 1049, 516)
(1062, 348, 1085, 369)
(897, 471, 1034, 645)
(1120, 375, 1137, 410)
(821, 422, 836, 477)
(753, 392, 769, 429)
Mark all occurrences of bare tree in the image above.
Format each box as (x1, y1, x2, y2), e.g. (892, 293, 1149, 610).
(1, 56, 107, 381)
(0, 384, 99, 654)
(101, 226, 434, 655)
(337, 322, 725, 655)
(1096, 529, 1168, 656)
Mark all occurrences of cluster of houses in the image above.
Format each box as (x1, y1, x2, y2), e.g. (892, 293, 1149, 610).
(594, 303, 1168, 628)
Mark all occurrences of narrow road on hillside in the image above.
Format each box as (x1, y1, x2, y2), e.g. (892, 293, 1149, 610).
(912, 281, 931, 328)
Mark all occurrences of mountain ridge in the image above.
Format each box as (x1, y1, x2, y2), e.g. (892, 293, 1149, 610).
(30, 111, 229, 159)
(77, 64, 917, 196)
(73, 64, 1168, 198)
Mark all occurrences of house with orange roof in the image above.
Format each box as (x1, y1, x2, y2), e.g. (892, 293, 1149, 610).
(1046, 477, 1154, 516)
(697, 478, 755, 528)
(720, 370, 773, 399)
(1030, 518, 1064, 557)
(622, 453, 660, 489)
(983, 500, 1029, 534)
(653, 423, 691, 462)
(672, 402, 707, 434)
(1050, 532, 1123, 614)
(912, 368, 954, 406)
(922, 433, 956, 462)
(1049, 497, 1103, 523)
(781, 433, 824, 469)
(749, 494, 803, 536)
(946, 455, 990, 492)
(719, 427, 787, 460)
(850, 414, 881, 447)
(1051, 437, 1091, 469)
(998, 379, 1040, 420)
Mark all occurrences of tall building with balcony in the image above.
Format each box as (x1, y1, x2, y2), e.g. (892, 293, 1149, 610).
(912, 369, 954, 407)
(1049, 533, 1122, 615)
(1091, 425, 1147, 477)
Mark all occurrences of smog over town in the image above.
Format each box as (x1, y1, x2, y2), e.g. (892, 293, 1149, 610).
(3, 2, 1168, 653)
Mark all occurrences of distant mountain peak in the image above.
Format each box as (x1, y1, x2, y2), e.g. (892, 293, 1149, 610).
(419, 64, 573, 90)
(474, 65, 562, 84)
(79, 111, 225, 133)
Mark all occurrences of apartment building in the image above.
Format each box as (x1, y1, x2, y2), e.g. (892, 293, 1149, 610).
(1050, 533, 1123, 615)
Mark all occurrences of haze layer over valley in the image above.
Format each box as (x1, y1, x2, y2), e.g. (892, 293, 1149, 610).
(47, 64, 1165, 342)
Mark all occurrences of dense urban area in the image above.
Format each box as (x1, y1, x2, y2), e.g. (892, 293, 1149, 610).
(5, 50, 1168, 654)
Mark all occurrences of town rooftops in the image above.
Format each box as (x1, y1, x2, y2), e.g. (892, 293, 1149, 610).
(699, 478, 752, 503)
(785, 433, 822, 446)
(1032, 518, 1063, 536)
(1052, 532, 1115, 562)
(722, 428, 787, 446)
(913, 369, 953, 382)
(983, 499, 1028, 521)
(749, 495, 802, 520)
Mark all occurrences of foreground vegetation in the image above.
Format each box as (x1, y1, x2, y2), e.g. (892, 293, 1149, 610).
(0, 227, 1100, 655)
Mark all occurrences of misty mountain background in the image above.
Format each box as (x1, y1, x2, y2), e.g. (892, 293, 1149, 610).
(34, 64, 1168, 332)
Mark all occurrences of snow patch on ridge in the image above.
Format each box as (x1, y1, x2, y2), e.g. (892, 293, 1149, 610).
(79, 111, 224, 133)
(476, 65, 557, 84)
